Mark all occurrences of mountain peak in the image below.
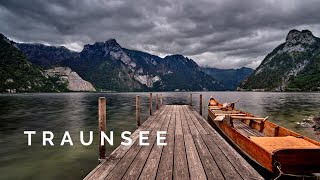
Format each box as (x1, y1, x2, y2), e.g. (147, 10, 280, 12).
(165, 54, 186, 59)
(105, 38, 120, 48)
(105, 38, 117, 43)
(285, 29, 315, 45)
(82, 38, 122, 55)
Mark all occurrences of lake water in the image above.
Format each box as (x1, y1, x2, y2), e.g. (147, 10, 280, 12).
(0, 92, 319, 179)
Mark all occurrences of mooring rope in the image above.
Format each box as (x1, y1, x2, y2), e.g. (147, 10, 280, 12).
(274, 161, 317, 180)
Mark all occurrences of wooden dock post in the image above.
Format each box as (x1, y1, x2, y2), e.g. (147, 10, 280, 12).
(160, 94, 163, 106)
(98, 97, 106, 161)
(149, 93, 152, 115)
(190, 93, 192, 106)
(136, 95, 140, 128)
(200, 94, 203, 115)
(156, 94, 159, 110)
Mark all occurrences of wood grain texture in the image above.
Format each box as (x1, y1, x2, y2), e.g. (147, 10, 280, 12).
(85, 105, 263, 180)
(98, 97, 106, 160)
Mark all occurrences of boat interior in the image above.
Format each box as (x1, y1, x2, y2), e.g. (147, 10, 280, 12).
(208, 98, 320, 153)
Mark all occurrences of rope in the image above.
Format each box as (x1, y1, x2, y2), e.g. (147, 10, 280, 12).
(274, 161, 317, 180)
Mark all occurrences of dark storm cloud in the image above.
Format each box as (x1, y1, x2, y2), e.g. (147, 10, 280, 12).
(1, 0, 320, 69)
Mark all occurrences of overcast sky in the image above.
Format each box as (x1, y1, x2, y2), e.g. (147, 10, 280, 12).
(1, 0, 320, 69)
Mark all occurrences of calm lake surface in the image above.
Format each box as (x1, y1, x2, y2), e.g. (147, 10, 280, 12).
(0, 92, 319, 179)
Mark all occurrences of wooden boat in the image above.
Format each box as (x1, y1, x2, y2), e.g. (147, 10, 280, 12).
(207, 98, 320, 175)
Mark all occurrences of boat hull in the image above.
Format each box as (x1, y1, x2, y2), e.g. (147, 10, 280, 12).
(208, 108, 320, 174)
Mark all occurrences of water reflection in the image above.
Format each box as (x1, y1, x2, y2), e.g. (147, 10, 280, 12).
(0, 92, 319, 179)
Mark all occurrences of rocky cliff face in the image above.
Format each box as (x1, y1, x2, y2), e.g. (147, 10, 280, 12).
(18, 38, 224, 91)
(239, 29, 320, 91)
(44, 67, 96, 92)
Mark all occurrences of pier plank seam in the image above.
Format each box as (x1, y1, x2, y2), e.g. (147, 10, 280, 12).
(84, 106, 167, 180)
(182, 106, 225, 180)
(188, 106, 260, 179)
(183, 105, 242, 180)
(105, 106, 171, 180)
(138, 106, 174, 180)
(180, 105, 207, 179)
(184, 105, 208, 135)
(115, 106, 172, 180)
(188, 106, 263, 179)
(155, 105, 177, 180)
(172, 106, 189, 180)
(85, 105, 263, 180)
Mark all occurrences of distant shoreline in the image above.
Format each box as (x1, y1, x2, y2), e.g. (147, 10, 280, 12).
(1, 91, 320, 95)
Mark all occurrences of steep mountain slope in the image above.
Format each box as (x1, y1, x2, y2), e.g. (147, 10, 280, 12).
(18, 39, 224, 91)
(17, 43, 79, 68)
(123, 49, 224, 91)
(0, 34, 66, 92)
(239, 29, 320, 91)
(203, 67, 253, 90)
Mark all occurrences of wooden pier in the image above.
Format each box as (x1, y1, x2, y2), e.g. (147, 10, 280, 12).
(84, 105, 263, 180)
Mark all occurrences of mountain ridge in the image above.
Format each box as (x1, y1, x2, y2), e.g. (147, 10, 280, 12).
(203, 67, 253, 90)
(0, 33, 67, 93)
(239, 29, 320, 91)
(17, 38, 225, 91)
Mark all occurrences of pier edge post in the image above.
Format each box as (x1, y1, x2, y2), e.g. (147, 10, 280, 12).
(156, 94, 159, 110)
(136, 95, 140, 128)
(190, 93, 192, 106)
(98, 97, 106, 161)
(150, 93, 152, 115)
(200, 94, 203, 115)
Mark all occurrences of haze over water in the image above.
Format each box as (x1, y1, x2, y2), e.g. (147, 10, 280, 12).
(0, 92, 319, 179)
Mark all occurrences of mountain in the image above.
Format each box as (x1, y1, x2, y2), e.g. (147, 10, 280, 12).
(17, 43, 79, 68)
(44, 67, 96, 92)
(239, 29, 320, 91)
(203, 67, 253, 90)
(18, 39, 224, 91)
(0, 34, 67, 93)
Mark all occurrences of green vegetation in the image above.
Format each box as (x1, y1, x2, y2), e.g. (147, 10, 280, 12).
(203, 67, 253, 90)
(240, 30, 320, 91)
(287, 53, 320, 91)
(0, 34, 67, 93)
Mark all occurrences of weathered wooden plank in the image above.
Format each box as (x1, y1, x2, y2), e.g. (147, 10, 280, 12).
(137, 106, 173, 180)
(189, 107, 263, 180)
(184, 105, 208, 134)
(202, 135, 242, 180)
(107, 106, 169, 179)
(85, 106, 167, 180)
(180, 105, 191, 135)
(156, 105, 176, 180)
(183, 106, 199, 135)
(98, 97, 107, 160)
(175, 105, 183, 135)
(121, 106, 172, 180)
(86, 105, 263, 180)
(173, 135, 189, 180)
(184, 134, 207, 180)
(233, 121, 265, 137)
(193, 134, 224, 180)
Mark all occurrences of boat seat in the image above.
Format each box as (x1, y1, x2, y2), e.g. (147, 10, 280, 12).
(250, 136, 320, 153)
(209, 106, 221, 110)
(233, 120, 265, 137)
(212, 110, 241, 114)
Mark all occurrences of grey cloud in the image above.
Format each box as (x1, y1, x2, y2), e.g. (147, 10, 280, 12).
(1, 0, 320, 69)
